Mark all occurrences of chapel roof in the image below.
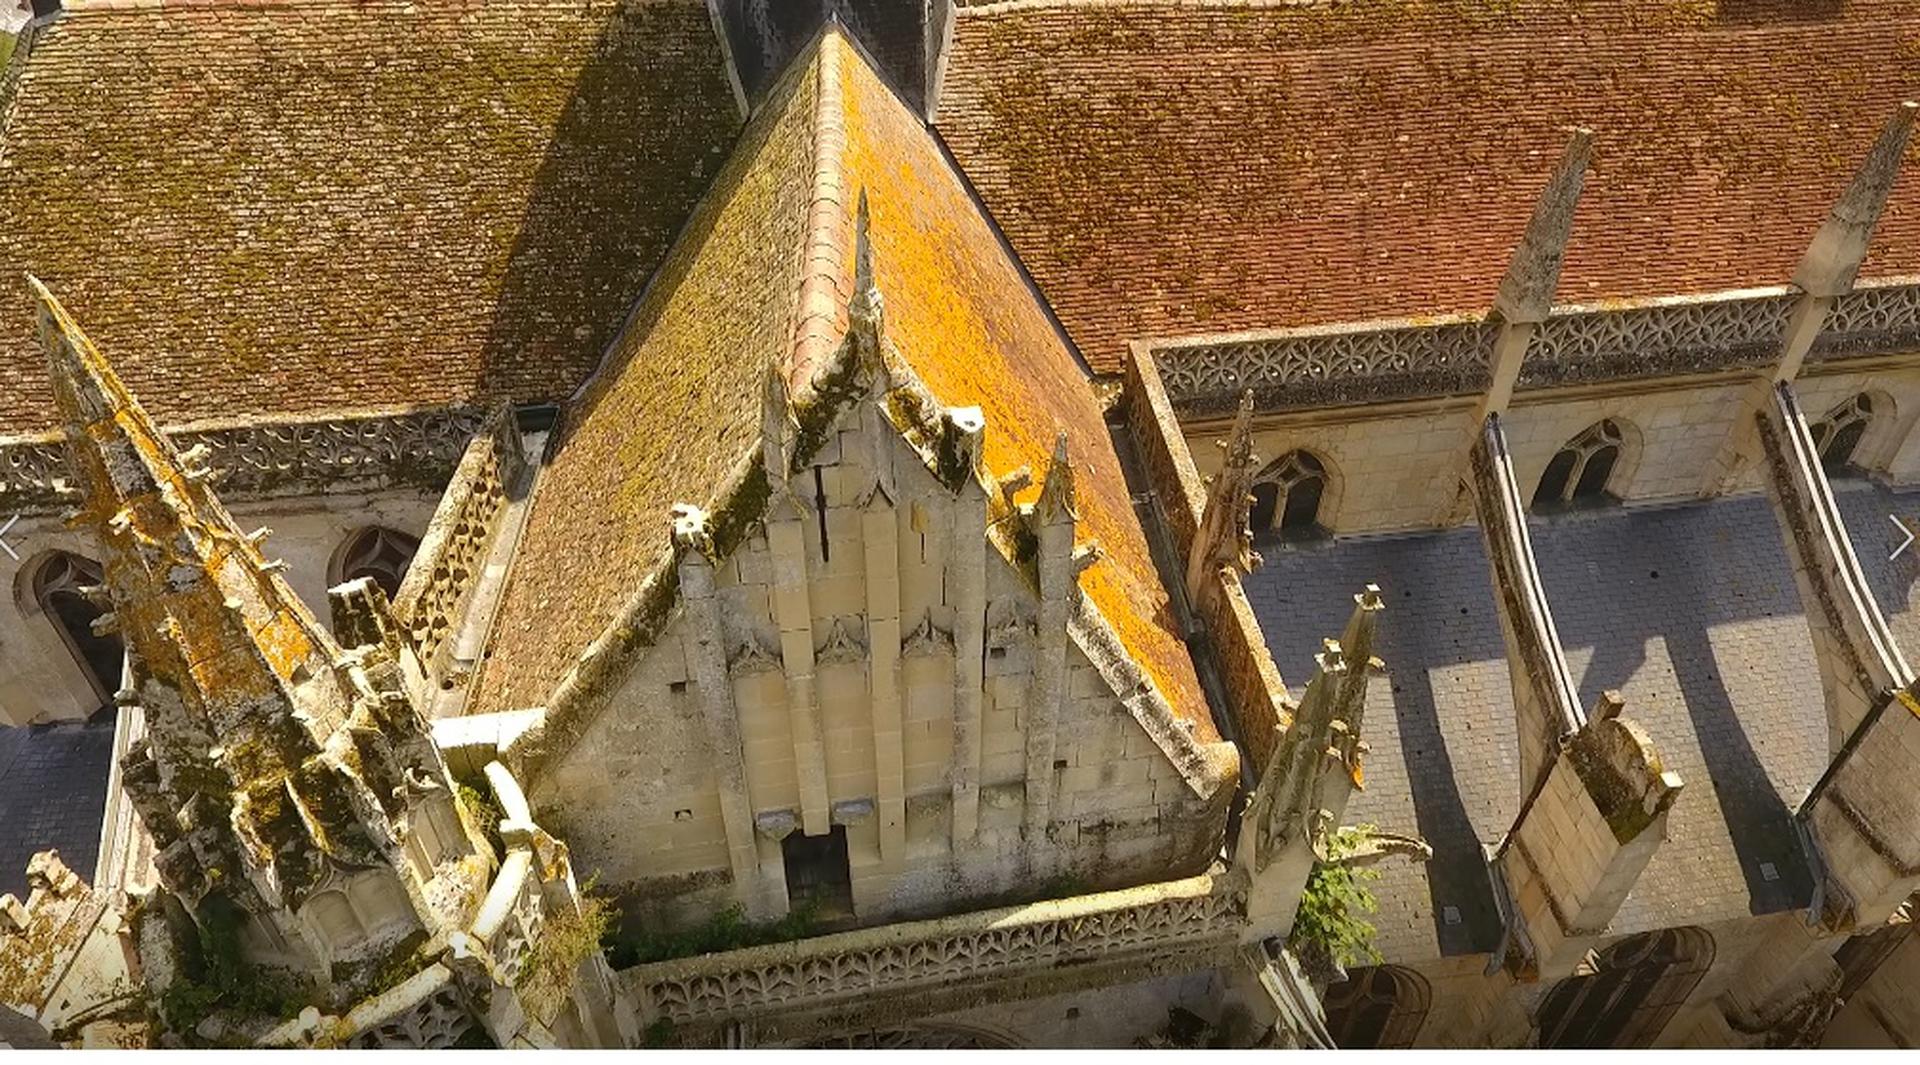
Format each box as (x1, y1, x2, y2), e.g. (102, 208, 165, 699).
(933, 0, 1920, 373)
(471, 26, 1213, 745)
(0, 0, 741, 436)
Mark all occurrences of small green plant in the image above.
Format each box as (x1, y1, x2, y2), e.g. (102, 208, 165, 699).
(517, 883, 614, 1020)
(454, 778, 505, 859)
(158, 901, 317, 1038)
(604, 901, 821, 968)
(642, 1017, 677, 1048)
(1287, 825, 1383, 971)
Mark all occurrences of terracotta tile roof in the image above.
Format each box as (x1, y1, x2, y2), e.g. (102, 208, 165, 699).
(0, 0, 740, 435)
(474, 27, 1214, 743)
(934, 0, 1920, 372)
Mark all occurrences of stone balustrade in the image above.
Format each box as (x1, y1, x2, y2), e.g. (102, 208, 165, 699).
(624, 873, 1248, 1031)
(260, 962, 481, 1049)
(390, 410, 526, 669)
(0, 406, 488, 512)
(1153, 277, 1920, 416)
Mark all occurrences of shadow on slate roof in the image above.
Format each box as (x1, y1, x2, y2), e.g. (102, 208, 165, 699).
(1246, 494, 1832, 962)
(0, 711, 115, 900)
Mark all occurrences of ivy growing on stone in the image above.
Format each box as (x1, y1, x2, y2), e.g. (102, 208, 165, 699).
(1287, 824, 1383, 975)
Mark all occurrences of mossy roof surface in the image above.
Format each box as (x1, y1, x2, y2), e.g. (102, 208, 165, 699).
(0, 0, 740, 435)
(469, 38, 822, 714)
(934, 0, 1920, 372)
(474, 28, 1214, 740)
(834, 33, 1213, 736)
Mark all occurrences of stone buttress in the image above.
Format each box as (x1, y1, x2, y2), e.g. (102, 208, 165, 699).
(30, 277, 492, 996)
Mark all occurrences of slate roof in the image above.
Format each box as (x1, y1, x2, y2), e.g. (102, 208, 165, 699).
(473, 26, 1213, 743)
(0, 714, 115, 900)
(0, 0, 741, 435)
(1247, 496, 1828, 962)
(934, 0, 1920, 372)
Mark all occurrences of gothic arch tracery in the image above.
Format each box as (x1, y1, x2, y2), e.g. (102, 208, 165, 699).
(1533, 418, 1639, 511)
(1323, 963, 1432, 1049)
(1808, 392, 1892, 478)
(328, 526, 420, 600)
(1250, 449, 1334, 539)
(1535, 926, 1715, 1048)
(18, 550, 124, 710)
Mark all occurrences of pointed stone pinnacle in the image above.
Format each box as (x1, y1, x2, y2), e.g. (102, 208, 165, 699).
(1794, 101, 1918, 298)
(854, 188, 874, 300)
(761, 360, 796, 476)
(1037, 431, 1076, 524)
(1493, 127, 1592, 326)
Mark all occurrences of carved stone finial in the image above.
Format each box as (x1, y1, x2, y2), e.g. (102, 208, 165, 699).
(25, 850, 80, 899)
(1036, 431, 1076, 525)
(1332, 584, 1386, 783)
(670, 502, 715, 558)
(1492, 127, 1592, 326)
(1071, 539, 1104, 577)
(1594, 689, 1626, 722)
(998, 466, 1033, 511)
(1793, 101, 1919, 298)
(938, 406, 985, 488)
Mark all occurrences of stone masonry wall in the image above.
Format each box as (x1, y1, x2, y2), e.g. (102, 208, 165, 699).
(528, 419, 1218, 933)
(1188, 362, 1920, 536)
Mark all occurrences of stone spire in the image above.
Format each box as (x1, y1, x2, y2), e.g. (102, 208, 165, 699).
(30, 276, 485, 988)
(1186, 389, 1261, 608)
(1793, 101, 1918, 299)
(31, 275, 343, 742)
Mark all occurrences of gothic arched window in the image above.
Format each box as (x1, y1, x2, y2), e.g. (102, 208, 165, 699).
(28, 552, 124, 710)
(1536, 927, 1715, 1048)
(1809, 394, 1875, 478)
(1534, 419, 1625, 511)
(329, 527, 420, 600)
(1323, 964, 1432, 1049)
(1250, 450, 1328, 540)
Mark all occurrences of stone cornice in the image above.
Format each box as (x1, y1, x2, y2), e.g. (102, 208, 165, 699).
(1152, 278, 1920, 417)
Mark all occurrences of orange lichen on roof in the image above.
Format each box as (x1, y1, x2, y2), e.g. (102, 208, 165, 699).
(0, 0, 740, 435)
(833, 34, 1213, 736)
(474, 28, 1213, 738)
(470, 46, 822, 714)
(935, 0, 1920, 371)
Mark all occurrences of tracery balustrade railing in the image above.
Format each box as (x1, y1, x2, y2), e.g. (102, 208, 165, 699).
(0, 407, 488, 513)
(1152, 278, 1920, 417)
(625, 874, 1247, 1027)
